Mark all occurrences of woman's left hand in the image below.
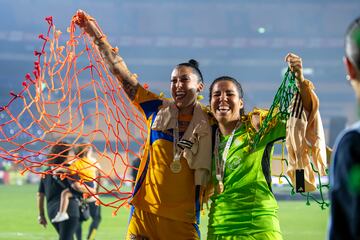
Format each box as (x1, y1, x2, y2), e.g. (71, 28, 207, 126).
(285, 53, 305, 83)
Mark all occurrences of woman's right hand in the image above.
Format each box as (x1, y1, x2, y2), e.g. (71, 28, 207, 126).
(73, 10, 139, 98)
(285, 53, 305, 84)
(74, 9, 104, 40)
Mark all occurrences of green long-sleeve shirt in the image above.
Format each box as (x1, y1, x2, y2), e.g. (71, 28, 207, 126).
(208, 114, 285, 238)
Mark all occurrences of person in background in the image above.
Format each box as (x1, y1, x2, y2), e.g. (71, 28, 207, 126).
(75, 145, 102, 240)
(328, 16, 360, 240)
(0, 158, 11, 184)
(51, 143, 97, 223)
(37, 142, 80, 240)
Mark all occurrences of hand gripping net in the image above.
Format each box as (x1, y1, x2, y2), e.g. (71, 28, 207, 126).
(0, 16, 147, 215)
(252, 69, 329, 209)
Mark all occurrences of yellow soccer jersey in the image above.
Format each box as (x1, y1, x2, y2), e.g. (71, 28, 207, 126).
(130, 85, 202, 224)
(69, 157, 97, 182)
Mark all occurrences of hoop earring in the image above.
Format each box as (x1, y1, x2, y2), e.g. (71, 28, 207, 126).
(346, 75, 351, 81)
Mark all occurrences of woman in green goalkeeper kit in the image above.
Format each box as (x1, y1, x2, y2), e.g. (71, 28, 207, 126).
(207, 53, 315, 240)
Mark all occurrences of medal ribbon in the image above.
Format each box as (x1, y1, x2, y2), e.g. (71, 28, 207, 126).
(214, 121, 241, 184)
(173, 115, 182, 162)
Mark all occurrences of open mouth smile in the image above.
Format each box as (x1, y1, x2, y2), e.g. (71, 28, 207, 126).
(175, 91, 186, 100)
(217, 106, 231, 114)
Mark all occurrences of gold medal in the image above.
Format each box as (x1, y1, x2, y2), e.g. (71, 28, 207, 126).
(170, 161, 182, 173)
(217, 181, 224, 194)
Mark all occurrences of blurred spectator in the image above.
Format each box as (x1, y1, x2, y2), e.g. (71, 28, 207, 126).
(37, 141, 81, 240)
(75, 145, 102, 240)
(0, 160, 11, 184)
(328, 16, 360, 240)
(51, 143, 96, 223)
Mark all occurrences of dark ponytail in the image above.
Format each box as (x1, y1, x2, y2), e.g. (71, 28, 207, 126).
(177, 59, 203, 83)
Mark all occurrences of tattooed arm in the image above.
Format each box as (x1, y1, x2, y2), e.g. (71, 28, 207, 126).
(74, 10, 139, 100)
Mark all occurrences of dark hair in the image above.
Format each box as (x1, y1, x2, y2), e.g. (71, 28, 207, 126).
(209, 76, 245, 116)
(177, 59, 204, 83)
(345, 16, 360, 70)
(49, 141, 70, 165)
(74, 143, 90, 158)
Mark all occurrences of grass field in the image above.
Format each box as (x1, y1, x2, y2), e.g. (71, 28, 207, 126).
(0, 185, 329, 240)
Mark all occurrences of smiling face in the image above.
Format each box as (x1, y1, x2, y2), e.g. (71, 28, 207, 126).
(210, 80, 244, 124)
(170, 66, 203, 111)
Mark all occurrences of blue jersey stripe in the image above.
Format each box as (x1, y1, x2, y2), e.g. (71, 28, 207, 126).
(128, 205, 135, 224)
(139, 99, 162, 119)
(193, 223, 201, 239)
(195, 185, 201, 224)
(149, 111, 174, 144)
(132, 153, 150, 197)
(150, 129, 173, 144)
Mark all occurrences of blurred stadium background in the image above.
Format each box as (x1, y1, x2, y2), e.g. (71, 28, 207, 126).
(0, 0, 359, 239)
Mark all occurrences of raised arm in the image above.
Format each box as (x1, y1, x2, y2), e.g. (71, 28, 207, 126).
(285, 53, 313, 112)
(74, 10, 139, 100)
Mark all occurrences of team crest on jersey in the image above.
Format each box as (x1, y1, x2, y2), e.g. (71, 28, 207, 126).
(227, 158, 242, 170)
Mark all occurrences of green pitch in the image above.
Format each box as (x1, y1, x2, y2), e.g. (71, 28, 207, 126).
(0, 185, 328, 239)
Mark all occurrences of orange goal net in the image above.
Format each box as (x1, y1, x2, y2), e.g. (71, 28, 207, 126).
(0, 16, 147, 214)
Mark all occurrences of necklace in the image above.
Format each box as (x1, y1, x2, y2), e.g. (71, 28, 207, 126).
(214, 121, 241, 193)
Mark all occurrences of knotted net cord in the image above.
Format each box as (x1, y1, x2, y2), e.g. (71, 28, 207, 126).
(251, 69, 329, 208)
(0, 16, 147, 215)
(1, 16, 329, 212)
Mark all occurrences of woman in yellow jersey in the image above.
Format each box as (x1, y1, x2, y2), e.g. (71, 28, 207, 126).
(207, 53, 320, 239)
(75, 10, 213, 240)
